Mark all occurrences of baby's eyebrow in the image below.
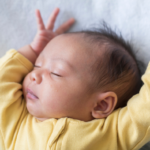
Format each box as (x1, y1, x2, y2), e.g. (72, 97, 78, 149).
(52, 58, 75, 70)
(39, 54, 75, 71)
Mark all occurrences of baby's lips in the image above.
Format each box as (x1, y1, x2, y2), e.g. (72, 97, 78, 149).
(26, 88, 39, 99)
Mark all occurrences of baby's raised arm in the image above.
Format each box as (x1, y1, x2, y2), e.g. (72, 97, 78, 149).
(18, 8, 75, 64)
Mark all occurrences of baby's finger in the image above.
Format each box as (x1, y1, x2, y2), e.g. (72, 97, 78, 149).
(55, 18, 75, 35)
(46, 8, 60, 30)
(35, 9, 45, 30)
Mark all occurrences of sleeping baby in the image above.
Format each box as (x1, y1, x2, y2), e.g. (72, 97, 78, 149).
(0, 8, 150, 150)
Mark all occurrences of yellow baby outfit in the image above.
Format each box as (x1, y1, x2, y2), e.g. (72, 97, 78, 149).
(0, 49, 150, 150)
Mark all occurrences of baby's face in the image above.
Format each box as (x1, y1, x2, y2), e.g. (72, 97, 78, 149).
(23, 34, 96, 121)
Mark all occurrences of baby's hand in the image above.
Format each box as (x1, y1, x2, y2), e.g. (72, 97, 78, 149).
(30, 8, 75, 56)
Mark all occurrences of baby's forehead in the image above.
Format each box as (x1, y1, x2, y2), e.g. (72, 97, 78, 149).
(41, 33, 94, 56)
(39, 33, 104, 70)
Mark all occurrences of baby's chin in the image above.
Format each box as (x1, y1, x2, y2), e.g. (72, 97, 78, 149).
(25, 99, 41, 117)
(26, 107, 45, 121)
(34, 117, 49, 122)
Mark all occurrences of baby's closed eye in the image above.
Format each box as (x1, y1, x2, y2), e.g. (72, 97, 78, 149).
(34, 65, 62, 77)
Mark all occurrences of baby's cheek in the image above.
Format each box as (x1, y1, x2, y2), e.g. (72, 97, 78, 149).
(22, 74, 30, 95)
(43, 93, 64, 114)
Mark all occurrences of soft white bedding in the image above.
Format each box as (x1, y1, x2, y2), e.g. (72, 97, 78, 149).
(0, 0, 150, 149)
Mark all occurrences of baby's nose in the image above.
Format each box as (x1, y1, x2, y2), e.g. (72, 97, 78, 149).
(30, 70, 42, 84)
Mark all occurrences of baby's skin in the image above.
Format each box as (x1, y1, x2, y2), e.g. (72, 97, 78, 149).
(19, 8, 117, 122)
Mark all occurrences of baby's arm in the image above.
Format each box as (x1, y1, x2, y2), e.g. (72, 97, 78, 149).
(0, 49, 33, 149)
(115, 63, 150, 149)
(18, 8, 75, 64)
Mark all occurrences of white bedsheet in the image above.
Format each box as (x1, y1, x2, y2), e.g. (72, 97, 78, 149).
(0, 0, 150, 149)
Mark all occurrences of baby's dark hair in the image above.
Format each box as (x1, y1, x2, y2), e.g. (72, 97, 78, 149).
(74, 23, 143, 109)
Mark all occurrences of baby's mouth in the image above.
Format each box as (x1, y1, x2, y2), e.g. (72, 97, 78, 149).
(26, 88, 39, 100)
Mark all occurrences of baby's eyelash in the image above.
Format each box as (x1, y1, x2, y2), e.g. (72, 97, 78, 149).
(51, 72, 61, 77)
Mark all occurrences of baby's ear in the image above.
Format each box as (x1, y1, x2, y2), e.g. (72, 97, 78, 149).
(91, 92, 117, 119)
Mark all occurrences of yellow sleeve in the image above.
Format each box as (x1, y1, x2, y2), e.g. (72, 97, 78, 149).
(117, 62, 150, 150)
(0, 49, 33, 148)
